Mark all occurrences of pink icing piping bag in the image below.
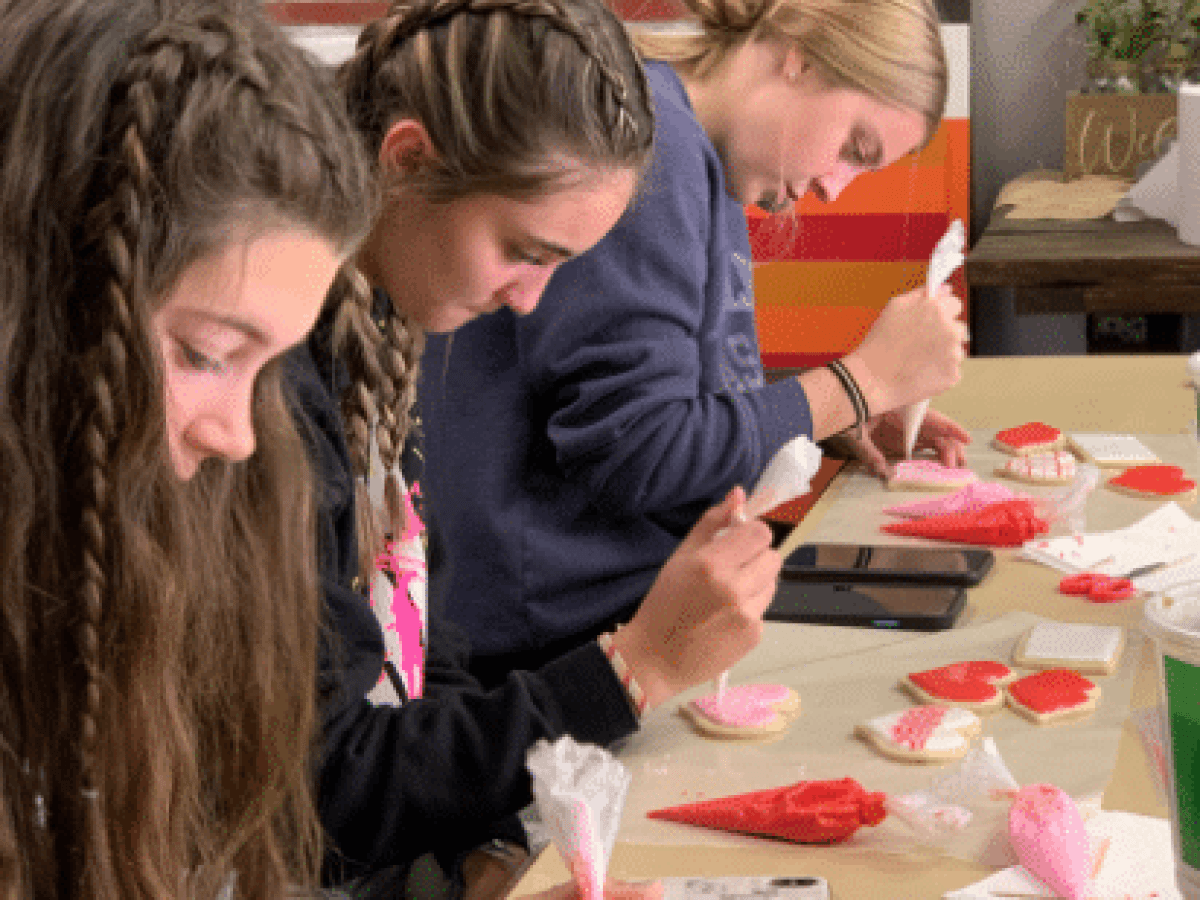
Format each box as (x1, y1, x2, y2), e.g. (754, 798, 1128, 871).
(902, 219, 965, 459)
(1007, 783, 1092, 899)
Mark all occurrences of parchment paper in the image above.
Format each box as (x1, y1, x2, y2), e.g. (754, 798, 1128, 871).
(615, 610, 1143, 869)
(805, 432, 1198, 548)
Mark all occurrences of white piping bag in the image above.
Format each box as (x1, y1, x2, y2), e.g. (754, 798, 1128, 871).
(901, 219, 966, 458)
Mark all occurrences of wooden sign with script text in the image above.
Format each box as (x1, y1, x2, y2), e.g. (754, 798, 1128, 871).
(1064, 93, 1177, 179)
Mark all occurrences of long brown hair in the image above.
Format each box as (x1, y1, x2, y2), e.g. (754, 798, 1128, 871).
(333, 0, 655, 572)
(635, 0, 948, 146)
(0, 0, 374, 896)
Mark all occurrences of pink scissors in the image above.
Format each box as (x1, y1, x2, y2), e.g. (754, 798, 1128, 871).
(1057, 572, 1137, 604)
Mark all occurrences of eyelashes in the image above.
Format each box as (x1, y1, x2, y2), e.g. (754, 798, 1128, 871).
(178, 341, 225, 374)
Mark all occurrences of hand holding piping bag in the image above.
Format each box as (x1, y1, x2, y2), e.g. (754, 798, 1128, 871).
(713, 435, 822, 701)
(902, 219, 967, 459)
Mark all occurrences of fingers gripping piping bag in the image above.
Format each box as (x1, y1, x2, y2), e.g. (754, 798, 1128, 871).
(902, 218, 966, 459)
(528, 736, 631, 900)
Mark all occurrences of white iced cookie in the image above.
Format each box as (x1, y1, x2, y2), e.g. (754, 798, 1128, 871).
(995, 450, 1077, 485)
(1066, 433, 1159, 467)
(1013, 622, 1124, 675)
(857, 706, 980, 763)
(681, 684, 800, 741)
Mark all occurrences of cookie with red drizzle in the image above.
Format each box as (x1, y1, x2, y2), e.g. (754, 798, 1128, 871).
(857, 705, 981, 762)
(1006, 668, 1100, 724)
(903, 660, 1015, 712)
(1107, 464, 1197, 501)
(992, 422, 1064, 456)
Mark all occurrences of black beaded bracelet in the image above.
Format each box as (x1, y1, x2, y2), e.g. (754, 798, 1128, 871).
(826, 358, 869, 441)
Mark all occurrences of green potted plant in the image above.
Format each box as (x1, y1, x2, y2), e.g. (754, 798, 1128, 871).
(1077, 0, 1169, 91)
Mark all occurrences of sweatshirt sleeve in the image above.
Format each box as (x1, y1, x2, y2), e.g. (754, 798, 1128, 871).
(515, 78, 812, 520)
(317, 599, 639, 878)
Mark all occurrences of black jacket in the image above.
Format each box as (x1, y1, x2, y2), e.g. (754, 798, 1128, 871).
(285, 323, 640, 886)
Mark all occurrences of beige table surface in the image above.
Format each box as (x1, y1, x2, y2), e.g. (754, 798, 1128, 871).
(514, 355, 1198, 900)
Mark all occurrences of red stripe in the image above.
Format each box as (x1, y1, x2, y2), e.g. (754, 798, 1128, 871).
(748, 213, 951, 262)
(761, 351, 843, 369)
(265, 3, 387, 25)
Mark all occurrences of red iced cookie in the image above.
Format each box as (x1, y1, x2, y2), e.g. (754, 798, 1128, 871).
(903, 660, 1016, 712)
(992, 422, 1063, 455)
(647, 777, 887, 844)
(1006, 669, 1099, 724)
(1107, 464, 1197, 500)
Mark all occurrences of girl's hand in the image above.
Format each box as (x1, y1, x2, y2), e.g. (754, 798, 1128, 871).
(844, 283, 967, 415)
(835, 408, 972, 479)
(613, 487, 781, 710)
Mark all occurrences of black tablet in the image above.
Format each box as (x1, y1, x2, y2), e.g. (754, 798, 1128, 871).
(765, 579, 967, 631)
(781, 543, 994, 588)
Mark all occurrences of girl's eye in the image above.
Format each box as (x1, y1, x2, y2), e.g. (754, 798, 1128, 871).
(180, 342, 224, 374)
(507, 245, 550, 267)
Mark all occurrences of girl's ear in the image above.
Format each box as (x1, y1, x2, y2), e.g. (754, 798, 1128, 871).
(379, 118, 437, 177)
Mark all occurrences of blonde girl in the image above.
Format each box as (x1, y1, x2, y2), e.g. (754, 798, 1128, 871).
(414, 0, 972, 682)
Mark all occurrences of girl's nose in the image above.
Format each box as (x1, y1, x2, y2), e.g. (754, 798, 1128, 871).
(816, 163, 860, 204)
(186, 385, 257, 464)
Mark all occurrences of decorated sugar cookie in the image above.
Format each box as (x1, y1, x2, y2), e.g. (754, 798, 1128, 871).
(1013, 622, 1124, 675)
(1106, 464, 1197, 501)
(1006, 668, 1100, 725)
(902, 661, 1016, 712)
(1066, 433, 1158, 467)
(681, 683, 800, 740)
(887, 460, 979, 493)
(992, 422, 1064, 456)
(857, 705, 980, 763)
(995, 450, 1077, 485)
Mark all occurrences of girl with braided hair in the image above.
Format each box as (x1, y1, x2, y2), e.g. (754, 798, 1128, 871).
(0, 0, 378, 896)
(415, 0, 974, 685)
(293, 0, 778, 895)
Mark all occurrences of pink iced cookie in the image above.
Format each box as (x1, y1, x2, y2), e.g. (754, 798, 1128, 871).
(885, 481, 1027, 518)
(887, 460, 979, 492)
(1008, 783, 1092, 899)
(682, 684, 800, 740)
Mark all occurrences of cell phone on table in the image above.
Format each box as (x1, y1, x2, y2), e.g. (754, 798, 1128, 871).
(781, 543, 994, 588)
(766, 579, 967, 631)
(660, 876, 830, 900)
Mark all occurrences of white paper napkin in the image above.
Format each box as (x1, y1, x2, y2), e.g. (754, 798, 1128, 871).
(1114, 142, 1180, 226)
(1022, 502, 1200, 578)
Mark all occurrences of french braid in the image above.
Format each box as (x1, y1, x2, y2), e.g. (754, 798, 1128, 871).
(330, 267, 424, 578)
(351, 0, 641, 143)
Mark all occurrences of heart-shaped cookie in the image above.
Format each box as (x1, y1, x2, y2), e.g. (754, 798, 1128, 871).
(992, 422, 1064, 455)
(1107, 464, 1197, 501)
(682, 683, 800, 740)
(857, 705, 980, 762)
(1006, 669, 1099, 724)
(903, 661, 1015, 712)
(996, 450, 1077, 485)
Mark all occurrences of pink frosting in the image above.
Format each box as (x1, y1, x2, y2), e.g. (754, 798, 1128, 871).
(1008, 784, 1091, 899)
(886, 482, 1026, 518)
(692, 684, 791, 729)
(892, 460, 979, 486)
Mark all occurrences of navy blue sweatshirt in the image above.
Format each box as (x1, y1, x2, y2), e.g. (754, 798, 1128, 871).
(286, 323, 639, 886)
(417, 62, 813, 663)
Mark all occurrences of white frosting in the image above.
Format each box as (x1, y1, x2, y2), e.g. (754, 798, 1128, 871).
(1003, 450, 1076, 481)
(864, 706, 979, 752)
(1022, 622, 1123, 662)
(1068, 433, 1158, 464)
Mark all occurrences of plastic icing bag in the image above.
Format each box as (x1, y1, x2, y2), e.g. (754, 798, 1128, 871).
(902, 219, 966, 458)
(527, 736, 631, 900)
(744, 434, 823, 521)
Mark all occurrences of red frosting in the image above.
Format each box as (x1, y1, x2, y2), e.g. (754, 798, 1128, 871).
(1109, 464, 1196, 497)
(882, 499, 1049, 547)
(910, 661, 1012, 702)
(995, 422, 1061, 449)
(1007, 669, 1095, 715)
(647, 777, 887, 844)
(889, 706, 947, 749)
